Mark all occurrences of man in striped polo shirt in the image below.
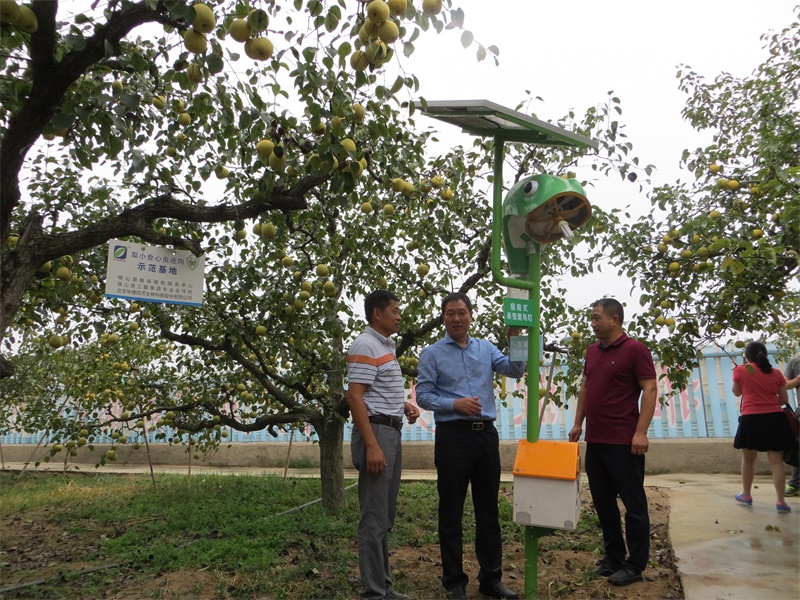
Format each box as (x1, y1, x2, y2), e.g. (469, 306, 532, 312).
(347, 290, 419, 600)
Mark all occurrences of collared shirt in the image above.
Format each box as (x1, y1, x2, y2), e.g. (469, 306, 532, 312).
(583, 332, 656, 444)
(346, 326, 404, 418)
(416, 333, 525, 423)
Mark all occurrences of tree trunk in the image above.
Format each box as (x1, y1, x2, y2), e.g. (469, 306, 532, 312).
(0, 259, 39, 378)
(315, 414, 346, 512)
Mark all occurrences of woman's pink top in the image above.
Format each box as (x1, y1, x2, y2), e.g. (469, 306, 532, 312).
(733, 364, 786, 415)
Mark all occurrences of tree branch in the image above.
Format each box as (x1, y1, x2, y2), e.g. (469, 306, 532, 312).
(1, 0, 184, 236)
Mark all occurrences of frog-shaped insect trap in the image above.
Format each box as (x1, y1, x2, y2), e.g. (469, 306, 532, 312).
(502, 174, 592, 274)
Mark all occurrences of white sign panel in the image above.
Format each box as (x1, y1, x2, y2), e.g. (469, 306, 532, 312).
(105, 239, 204, 306)
(510, 336, 528, 362)
(509, 335, 544, 363)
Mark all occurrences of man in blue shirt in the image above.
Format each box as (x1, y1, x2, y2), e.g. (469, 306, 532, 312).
(416, 292, 524, 600)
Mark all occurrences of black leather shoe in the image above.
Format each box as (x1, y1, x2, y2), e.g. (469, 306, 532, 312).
(607, 566, 643, 586)
(446, 585, 467, 600)
(478, 581, 520, 599)
(594, 558, 621, 577)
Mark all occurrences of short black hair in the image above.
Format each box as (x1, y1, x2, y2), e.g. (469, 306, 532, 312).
(441, 292, 472, 315)
(364, 290, 399, 324)
(591, 298, 624, 324)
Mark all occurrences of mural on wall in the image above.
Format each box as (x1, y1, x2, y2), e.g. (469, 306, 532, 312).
(2, 347, 796, 446)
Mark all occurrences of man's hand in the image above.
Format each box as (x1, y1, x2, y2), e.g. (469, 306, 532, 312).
(568, 424, 582, 443)
(631, 431, 649, 455)
(453, 397, 482, 417)
(404, 402, 420, 424)
(366, 444, 387, 476)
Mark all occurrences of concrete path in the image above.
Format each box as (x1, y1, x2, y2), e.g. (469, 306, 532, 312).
(3, 464, 798, 599)
(647, 473, 799, 600)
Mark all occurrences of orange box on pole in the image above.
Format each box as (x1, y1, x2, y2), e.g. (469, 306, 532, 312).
(512, 440, 581, 530)
(512, 439, 580, 480)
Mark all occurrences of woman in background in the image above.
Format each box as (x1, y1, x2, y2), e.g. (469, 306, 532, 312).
(732, 341, 794, 512)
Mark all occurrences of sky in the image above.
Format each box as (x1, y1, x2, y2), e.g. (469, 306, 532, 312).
(390, 0, 798, 314)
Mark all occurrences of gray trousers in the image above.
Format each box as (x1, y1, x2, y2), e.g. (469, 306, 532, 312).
(351, 423, 403, 600)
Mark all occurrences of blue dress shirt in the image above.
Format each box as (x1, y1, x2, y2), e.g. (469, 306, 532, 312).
(416, 333, 526, 423)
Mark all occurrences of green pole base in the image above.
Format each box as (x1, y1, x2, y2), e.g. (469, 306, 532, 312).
(523, 526, 554, 599)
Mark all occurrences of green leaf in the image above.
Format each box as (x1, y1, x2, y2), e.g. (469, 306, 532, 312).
(461, 30, 473, 49)
(390, 76, 404, 94)
(74, 105, 92, 123)
(64, 33, 87, 52)
(729, 260, 746, 276)
(476, 46, 486, 62)
(239, 111, 253, 130)
(447, 8, 465, 29)
(324, 9, 340, 33)
(248, 9, 269, 32)
(207, 54, 224, 74)
(107, 136, 124, 159)
(120, 93, 141, 110)
(51, 113, 76, 130)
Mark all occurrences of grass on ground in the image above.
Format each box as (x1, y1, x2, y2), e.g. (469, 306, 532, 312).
(0, 470, 607, 599)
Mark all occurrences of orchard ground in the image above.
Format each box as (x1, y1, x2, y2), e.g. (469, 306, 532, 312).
(3, 462, 798, 599)
(127, 485, 680, 599)
(0, 469, 679, 599)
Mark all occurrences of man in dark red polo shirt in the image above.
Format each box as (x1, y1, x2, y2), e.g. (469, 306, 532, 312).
(569, 298, 657, 587)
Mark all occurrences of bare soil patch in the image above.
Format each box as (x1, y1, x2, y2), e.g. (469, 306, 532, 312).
(388, 486, 682, 599)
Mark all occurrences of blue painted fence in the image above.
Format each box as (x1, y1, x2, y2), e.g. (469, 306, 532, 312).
(2, 346, 797, 446)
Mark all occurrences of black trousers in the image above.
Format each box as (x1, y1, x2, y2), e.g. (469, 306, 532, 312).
(434, 421, 503, 591)
(584, 442, 650, 573)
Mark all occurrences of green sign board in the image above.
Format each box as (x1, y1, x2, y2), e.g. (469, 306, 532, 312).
(503, 297, 534, 327)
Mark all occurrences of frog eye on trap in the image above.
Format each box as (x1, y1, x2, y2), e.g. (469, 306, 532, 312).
(523, 180, 538, 196)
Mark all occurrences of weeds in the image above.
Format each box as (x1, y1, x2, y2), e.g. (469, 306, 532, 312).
(1, 471, 678, 599)
(0, 472, 441, 598)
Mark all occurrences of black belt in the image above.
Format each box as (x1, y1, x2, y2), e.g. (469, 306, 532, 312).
(439, 420, 494, 431)
(369, 414, 403, 431)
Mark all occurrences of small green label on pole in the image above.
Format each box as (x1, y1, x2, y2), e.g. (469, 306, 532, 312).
(503, 297, 534, 327)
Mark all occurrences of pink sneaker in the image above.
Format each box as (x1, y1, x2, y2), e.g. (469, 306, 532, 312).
(735, 493, 753, 506)
(777, 502, 792, 513)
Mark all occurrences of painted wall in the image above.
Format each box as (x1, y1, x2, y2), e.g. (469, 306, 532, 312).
(2, 346, 797, 446)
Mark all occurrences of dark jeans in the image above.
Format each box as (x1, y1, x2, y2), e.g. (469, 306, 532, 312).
(434, 421, 503, 591)
(585, 442, 650, 574)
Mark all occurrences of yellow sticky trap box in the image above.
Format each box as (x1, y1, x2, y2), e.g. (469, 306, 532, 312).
(512, 439, 581, 530)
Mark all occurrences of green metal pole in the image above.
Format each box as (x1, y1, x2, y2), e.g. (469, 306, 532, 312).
(489, 135, 547, 599)
(526, 244, 541, 445)
(491, 136, 535, 293)
(524, 243, 542, 599)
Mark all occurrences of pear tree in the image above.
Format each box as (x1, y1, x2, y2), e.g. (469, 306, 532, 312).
(1, 2, 655, 510)
(602, 13, 800, 393)
(0, 0, 499, 379)
(1, 93, 648, 510)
